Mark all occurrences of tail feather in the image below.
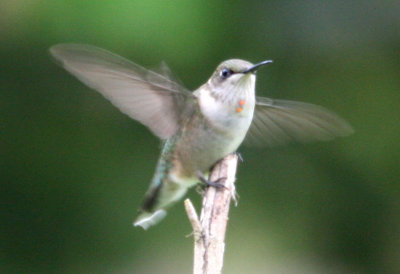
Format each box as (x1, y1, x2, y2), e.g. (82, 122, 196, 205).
(133, 180, 188, 229)
(134, 210, 167, 230)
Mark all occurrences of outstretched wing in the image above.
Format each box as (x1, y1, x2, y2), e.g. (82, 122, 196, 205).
(245, 97, 354, 147)
(50, 44, 195, 139)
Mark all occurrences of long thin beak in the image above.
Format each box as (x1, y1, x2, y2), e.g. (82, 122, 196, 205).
(242, 60, 273, 74)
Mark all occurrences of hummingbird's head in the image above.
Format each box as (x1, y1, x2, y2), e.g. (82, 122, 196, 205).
(207, 59, 272, 99)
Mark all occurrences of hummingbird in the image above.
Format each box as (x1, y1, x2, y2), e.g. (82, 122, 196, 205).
(50, 44, 353, 229)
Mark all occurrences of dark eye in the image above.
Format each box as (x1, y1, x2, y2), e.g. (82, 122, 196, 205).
(220, 68, 233, 79)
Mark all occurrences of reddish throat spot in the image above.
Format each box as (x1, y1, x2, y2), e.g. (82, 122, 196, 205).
(236, 100, 246, 113)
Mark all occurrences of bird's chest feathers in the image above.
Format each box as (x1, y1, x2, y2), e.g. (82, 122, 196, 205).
(198, 90, 254, 133)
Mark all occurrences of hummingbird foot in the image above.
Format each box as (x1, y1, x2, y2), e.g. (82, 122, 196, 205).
(196, 171, 227, 189)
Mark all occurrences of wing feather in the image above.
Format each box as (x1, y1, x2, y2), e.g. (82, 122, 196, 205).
(245, 97, 353, 146)
(50, 44, 195, 139)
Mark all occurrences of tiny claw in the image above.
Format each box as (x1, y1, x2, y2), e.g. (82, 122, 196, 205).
(196, 171, 208, 184)
(214, 176, 227, 185)
(205, 177, 227, 189)
(196, 171, 227, 189)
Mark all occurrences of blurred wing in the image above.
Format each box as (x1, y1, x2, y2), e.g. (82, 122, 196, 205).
(50, 44, 195, 139)
(245, 97, 354, 147)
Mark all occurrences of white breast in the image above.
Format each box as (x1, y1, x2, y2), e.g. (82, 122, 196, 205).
(198, 87, 255, 151)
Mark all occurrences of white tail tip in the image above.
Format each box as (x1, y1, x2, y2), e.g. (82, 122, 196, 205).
(133, 210, 167, 230)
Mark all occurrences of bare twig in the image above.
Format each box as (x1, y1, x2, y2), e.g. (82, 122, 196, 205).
(184, 199, 202, 239)
(184, 153, 239, 274)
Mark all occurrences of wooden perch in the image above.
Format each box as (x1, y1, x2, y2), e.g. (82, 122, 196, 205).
(185, 153, 239, 274)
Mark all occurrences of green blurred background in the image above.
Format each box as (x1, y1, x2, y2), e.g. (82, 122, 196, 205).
(1, 1, 399, 273)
